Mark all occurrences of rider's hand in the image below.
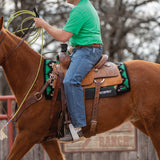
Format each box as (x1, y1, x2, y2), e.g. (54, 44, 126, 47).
(34, 18, 46, 28)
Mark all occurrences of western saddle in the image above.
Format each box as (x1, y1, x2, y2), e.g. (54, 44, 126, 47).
(12, 43, 123, 141)
(54, 44, 122, 137)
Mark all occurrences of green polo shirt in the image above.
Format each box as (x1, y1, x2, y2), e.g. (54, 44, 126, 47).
(63, 0, 102, 47)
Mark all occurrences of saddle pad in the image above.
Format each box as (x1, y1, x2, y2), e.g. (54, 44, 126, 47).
(44, 60, 130, 100)
(44, 59, 55, 97)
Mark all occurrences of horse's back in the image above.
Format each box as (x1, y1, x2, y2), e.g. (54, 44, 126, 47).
(125, 60, 160, 86)
(125, 60, 160, 116)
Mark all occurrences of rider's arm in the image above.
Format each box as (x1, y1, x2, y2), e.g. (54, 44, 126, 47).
(34, 18, 73, 43)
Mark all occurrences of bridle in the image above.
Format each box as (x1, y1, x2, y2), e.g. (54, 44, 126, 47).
(0, 30, 25, 65)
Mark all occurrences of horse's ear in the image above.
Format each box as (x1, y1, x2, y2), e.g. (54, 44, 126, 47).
(0, 16, 4, 30)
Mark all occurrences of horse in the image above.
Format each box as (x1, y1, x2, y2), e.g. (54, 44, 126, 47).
(0, 16, 160, 160)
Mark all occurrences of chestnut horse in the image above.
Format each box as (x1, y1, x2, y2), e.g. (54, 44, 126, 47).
(0, 16, 160, 160)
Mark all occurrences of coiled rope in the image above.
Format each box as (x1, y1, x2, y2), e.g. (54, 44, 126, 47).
(0, 9, 43, 140)
(6, 9, 41, 45)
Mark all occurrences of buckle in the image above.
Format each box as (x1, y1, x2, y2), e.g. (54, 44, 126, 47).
(34, 92, 42, 101)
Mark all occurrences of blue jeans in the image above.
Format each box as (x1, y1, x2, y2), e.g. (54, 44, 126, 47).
(63, 47, 102, 128)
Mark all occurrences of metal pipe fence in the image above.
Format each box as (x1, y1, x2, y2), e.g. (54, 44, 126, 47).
(0, 95, 50, 160)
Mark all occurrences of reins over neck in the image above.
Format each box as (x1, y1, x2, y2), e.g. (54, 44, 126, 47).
(0, 30, 26, 65)
(0, 31, 6, 46)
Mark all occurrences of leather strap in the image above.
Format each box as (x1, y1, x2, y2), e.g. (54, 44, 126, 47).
(58, 71, 70, 125)
(0, 31, 31, 65)
(13, 78, 53, 122)
(49, 76, 62, 136)
(90, 81, 101, 134)
(0, 38, 25, 65)
(0, 31, 6, 45)
(55, 70, 71, 137)
(75, 44, 102, 49)
(50, 76, 60, 120)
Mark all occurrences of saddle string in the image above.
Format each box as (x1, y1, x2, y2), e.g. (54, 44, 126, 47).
(0, 9, 44, 140)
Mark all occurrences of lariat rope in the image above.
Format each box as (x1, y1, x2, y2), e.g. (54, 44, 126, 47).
(0, 9, 43, 140)
(6, 9, 41, 45)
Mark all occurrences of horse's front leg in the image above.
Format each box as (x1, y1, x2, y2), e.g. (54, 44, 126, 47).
(41, 139, 65, 160)
(7, 132, 36, 160)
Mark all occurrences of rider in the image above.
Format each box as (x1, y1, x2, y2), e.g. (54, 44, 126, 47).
(34, 0, 103, 142)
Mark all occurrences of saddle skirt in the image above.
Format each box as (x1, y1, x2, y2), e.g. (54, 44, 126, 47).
(81, 61, 122, 88)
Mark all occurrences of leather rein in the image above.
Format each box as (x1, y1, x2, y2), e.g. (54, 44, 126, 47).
(0, 31, 6, 45)
(0, 30, 25, 65)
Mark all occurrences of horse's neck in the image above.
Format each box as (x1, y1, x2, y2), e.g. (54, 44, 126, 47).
(2, 37, 43, 103)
